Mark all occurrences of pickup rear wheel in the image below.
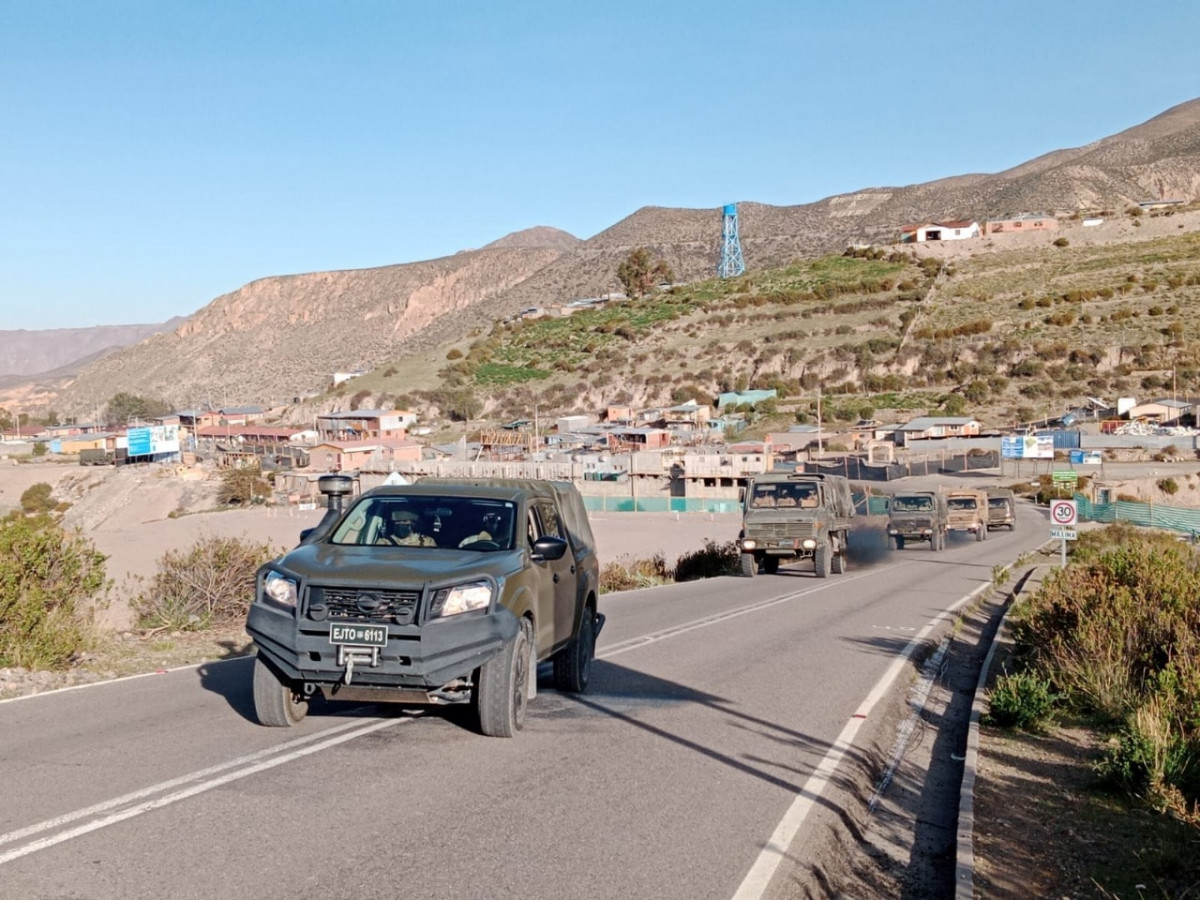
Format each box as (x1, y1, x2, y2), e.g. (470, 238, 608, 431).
(476, 625, 530, 737)
(831, 546, 847, 574)
(741, 554, 758, 578)
(252, 655, 308, 727)
(553, 607, 595, 693)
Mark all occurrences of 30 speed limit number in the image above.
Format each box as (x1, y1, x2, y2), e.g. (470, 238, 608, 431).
(1050, 499, 1077, 527)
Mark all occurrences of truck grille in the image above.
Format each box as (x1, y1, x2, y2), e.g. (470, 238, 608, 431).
(311, 587, 420, 625)
(893, 518, 931, 530)
(749, 523, 816, 540)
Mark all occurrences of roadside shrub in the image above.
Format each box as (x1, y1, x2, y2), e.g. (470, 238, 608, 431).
(984, 669, 1058, 731)
(20, 482, 56, 514)
(673, 539, 740, 582)
(1158, 478, 1180, 495)
(599, 555, 670, 593)
(31, 442, 47, 457)
(1096, 697, 1200, 811)
(1013, 527, 1200, 727)
(1053, 237, 1070, 248)
(217, 465, 273, 506)
(133, 535, 276, 631)
(0, 513, 107, 669)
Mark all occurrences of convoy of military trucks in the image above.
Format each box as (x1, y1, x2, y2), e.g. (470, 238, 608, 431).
(239, 460, 1021, 736)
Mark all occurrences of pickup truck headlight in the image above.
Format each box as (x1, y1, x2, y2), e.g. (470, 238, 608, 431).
(802, 539, 817, 550)
(432, 581, 493, 618)
(741, 538, 757, 551)
(263, 571, 298, 609)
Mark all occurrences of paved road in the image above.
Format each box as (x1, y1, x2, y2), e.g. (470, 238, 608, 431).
(0, 508, 1048, 900)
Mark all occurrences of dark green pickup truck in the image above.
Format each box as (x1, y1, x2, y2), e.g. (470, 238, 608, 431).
(245, 475, 603, 737)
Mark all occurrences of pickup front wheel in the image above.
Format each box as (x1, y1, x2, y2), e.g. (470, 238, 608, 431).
(252, 655, 308, 727)
(741, 554, 758, 578)
(476, 624, 530, 737)
(554, 608, 596, 693)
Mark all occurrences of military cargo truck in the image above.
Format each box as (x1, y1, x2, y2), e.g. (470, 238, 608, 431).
(887, 490, 949, 550)
(738, 472, 855, 578)
(986, 488, 1017, 531)
(946, 489, 989, 541)
(245, 475, 603, 738)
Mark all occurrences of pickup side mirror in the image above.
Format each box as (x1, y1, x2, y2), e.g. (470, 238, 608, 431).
(738, 487, 746, 503)
(531, 535, 568, 561)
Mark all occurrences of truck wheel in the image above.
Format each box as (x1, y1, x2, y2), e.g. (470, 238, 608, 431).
(762, 556, 780, 575)
(831, 548, 846, 574)
(476, 626, 530, 737)
(976, 526, 985, 542)
(741, 554, 758, 578)
(814, 542, 831, 578)
(931, 531, 941, 551)
(553, 608, 595, 694)
(252, 655, 308, 727)
(891, 535, 904, 551)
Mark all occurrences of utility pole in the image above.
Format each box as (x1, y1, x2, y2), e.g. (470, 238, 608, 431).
(816, 387, 824, 458)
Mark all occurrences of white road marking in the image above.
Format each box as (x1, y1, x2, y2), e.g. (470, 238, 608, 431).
(0, 716, 414, 865)
(730, 580, 993, 900)
(599, 569, 880, 659)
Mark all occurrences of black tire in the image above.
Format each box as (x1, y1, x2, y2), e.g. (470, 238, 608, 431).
(741, 553, 758, 578)
(831, 547, 846, 574)
(976, 525, 985, 542)
(252, 655, 308, 727)
(762, 556, 780, 575)
(553, 607, 595, 694)
(814, 542, 831, 578)
(891, 535, 904, 551)
(476, 624, 530, 737)
(931, 531, 942, 551)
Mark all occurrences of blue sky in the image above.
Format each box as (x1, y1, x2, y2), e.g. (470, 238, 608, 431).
(2, 1, 1197, 331)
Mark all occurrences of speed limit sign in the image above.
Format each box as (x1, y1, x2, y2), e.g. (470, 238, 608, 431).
(1050, 499, 1077, 526)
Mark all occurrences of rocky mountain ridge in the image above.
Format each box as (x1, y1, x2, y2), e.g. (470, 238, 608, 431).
(8, 97, 1200, 418)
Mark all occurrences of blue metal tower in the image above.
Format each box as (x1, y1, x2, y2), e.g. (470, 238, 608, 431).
(718, 203, 745, 278)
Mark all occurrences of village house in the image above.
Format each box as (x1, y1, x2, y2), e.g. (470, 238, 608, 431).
(900, 220, 981, 242)
(1124, 397, 1194, 424)
(893, 416, 982, 447)
(984, 214, 1058, 234)
(316, 409, 416, 441)
(308, 438, 423, 473)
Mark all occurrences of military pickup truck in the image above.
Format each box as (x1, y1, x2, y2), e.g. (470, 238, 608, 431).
(946, 488, 989, 541)
(245, 475, 603, 737)
(738, 472, 855, 577)
(887, 490, 949, 550)
(986, 488, 1017, 531)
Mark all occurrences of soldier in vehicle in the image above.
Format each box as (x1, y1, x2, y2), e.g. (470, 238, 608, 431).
(383, 508, 437, 546)
(459, 510, 504, 548)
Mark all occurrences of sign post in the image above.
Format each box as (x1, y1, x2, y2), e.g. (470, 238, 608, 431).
(1050, 499, 1078, 567)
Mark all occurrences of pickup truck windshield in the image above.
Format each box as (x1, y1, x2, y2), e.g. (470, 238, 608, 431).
(330, 496, 517, 550)
(892, 496, 933, 512)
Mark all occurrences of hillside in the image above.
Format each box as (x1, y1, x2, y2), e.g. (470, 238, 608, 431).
(0, 318, 186, 381)
(11, 97, 1200, 420)
(336, 206, 1200, 432)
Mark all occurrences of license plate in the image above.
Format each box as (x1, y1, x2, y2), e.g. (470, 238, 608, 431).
(329, 622, 387, 647)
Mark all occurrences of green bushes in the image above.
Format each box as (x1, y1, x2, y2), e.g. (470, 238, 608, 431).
(673, 540, 740, 581)
(0, 513, 107, 669)
(20, 482, 55, 514)
(599, 555, 670, 593)
(1003, 525, 1200, 809)
(217, 465, 273, 506)
(133, 535, 276, 631)
(984, 670, 1057, 730)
